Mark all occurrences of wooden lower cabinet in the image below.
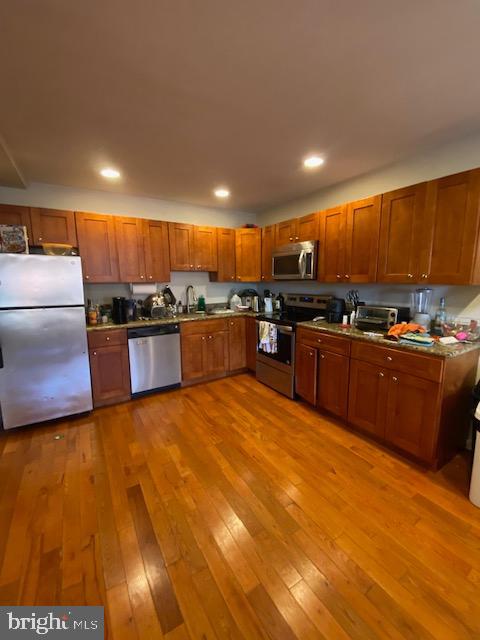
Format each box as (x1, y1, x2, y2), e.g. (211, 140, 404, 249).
(205, 331, 229, 375)
(318, 351, 349, 419)
(88, 331, 131, 407)
(295, 328, 477, 468)
(347, 359, 388, 438)
(295, 343, 318, 405)
(181, 334, 205, 381)
(246, 317, 257, 371)
(228, 317, 247, 371)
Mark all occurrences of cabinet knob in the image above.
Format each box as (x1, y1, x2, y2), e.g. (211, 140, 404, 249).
(208, 335, 213, 339)
(140, 275, 144, 279)
(201, 336, 205, 340)
(38, 237, 43, 242)
(320, 353, 325, 359)
(336, 274, 341, 279)
(149, 275, 153, 279)
(231, 276, 235, 280)
(392, 376, 398, 382)
(309, 351, 313, 357)
(190, 264, 194, 268)
(317, 338, 322, 343)
(379, 371, 384, 377)
(230, 321, 234, 326)
(261, 275, 265, 280)
(92, 351, 97, 356)
(85, 275, 90, 279)
(289, 236, 293, 241)
(295, 236, 299, 240)
(407, 273, 413, 279)
(386, 356, 393, 361)
(197, 265, 201, 269)
(106, 336, 110, 341)
(345, 274, 350, 279)
(421, 273, 428, 279)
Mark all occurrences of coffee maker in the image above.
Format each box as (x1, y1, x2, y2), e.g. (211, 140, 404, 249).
(326, 298, 346, 323)
(112, 296, 128, 324)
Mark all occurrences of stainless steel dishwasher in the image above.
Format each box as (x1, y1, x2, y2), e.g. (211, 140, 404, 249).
(127, 324, 181, 396)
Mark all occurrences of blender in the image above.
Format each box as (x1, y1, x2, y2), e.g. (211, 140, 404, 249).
(412, 288, 433, 329)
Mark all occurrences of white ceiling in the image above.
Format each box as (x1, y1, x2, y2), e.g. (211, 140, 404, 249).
(1, 0, 480, 212)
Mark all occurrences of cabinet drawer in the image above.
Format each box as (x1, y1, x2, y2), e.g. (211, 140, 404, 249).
(351, 341, 443, 382)
(87, 328, 127, 349)
(296, 327, 351, 356)
(180, 318, 227, 335)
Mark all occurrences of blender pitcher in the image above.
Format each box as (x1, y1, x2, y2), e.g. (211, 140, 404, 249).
(412, 288, 433, 329)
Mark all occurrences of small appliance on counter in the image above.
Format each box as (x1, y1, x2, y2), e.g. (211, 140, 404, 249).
(354, 305, 411, 332)
(112, 296, 129, 324)
(412, 288, 433, 329)
(143, 292, 166, 318)
(326, 297, 346, 323)
(239, 288, 258, 309)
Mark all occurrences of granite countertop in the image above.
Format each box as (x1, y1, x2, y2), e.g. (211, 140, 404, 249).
(298, 320, 480, 359)
(86, 310, 258, 331)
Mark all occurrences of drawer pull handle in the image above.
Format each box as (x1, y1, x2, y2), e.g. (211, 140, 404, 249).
(386, 356, 393, 361)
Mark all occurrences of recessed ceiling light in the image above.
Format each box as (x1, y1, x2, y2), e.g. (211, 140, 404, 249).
(214, 187, 230, 199)
(303, 155, 324, 169)
(100, 167, 121, 179)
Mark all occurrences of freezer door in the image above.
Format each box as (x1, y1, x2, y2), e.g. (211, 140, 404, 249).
(0, 307, 93, 429)
(0, 254, 84, 307)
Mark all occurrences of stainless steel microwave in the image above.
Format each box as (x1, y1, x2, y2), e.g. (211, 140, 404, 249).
(272, 241, 317, 280)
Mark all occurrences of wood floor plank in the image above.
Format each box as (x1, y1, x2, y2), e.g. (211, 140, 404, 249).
(1, 373, 480, 640)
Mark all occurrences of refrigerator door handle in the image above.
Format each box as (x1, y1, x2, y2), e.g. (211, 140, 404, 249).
(0, 344, 3, 369)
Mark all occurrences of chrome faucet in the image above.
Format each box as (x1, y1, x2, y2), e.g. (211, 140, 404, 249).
(186, 285, 197, 313)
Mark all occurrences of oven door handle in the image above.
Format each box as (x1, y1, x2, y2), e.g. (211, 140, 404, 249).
(255, 320, 293, 333)
(298, 250, 306, 279)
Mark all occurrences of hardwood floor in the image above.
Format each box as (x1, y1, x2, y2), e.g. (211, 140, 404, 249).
(1, 373, 480, 639)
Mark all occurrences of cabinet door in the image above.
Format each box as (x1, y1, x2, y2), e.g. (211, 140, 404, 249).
(169, 223, 194, 271)
(216, 228, 236, 282)
(317, 351, 349, 419)
(275, 219, 297, 246)
(344, 196, 381, 283)
(261, 225, 274, 282)
(377, 184, 427, 283)
(115, 216, 146, 283)
(228, 318, 247, 371)
(295, 343, 318, 406)
(235, 228, 261, 281)
(194, 226, 218, 271)
(296, 212, 319, 242)
(89, 345, 130, 407)
(422, 169, 480, 284)
(318, 206, 346, 282)
(30, 208, 77, 246)
(76, 212, 119, 282)
(204, 331, 228, 376)
(246, 317, 257, 371)
(385, 372, 440, 463)
(181, 333, 205, 380)
(144, 220, 170, 283)
(0, 204, 32, 241)
(348, 359, 388, 438)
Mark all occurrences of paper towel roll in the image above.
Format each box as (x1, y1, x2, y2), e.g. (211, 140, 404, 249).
(130, 283, 158, 296)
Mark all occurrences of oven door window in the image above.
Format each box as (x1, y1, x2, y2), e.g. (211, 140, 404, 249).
(273, 253, 300, 277)
(257, 325, 293, 365)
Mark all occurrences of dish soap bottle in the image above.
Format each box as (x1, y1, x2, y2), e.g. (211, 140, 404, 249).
(197, 294, 206, 312)
(433, 297, 447, 335)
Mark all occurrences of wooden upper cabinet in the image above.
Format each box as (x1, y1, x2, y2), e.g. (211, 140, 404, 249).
(344, 195, 381, 283)
(0, 204, 32, 241)
(216, 228, 236, 282)
(30, 208, 77, 246)
(114, 216, 146, 282)
(261, 225, 274, 281)
(423, 169, 480, 285)
(318, 205, 346, 282)
(75, 211, 119, 282)
(274, 213, 319, 247)
(296, 212, 319, 242)
(144, 220, 170, 283)
(193, 226, 217, 271)
(235, 228, 261, 281)
(275, 219, 297, 246)
(169, 223, 194, 271)
(377, 183, 427, 283)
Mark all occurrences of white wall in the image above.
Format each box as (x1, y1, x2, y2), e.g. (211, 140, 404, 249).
(0, 181, 258, 305)
(0, 181, 256, 227)
(259, 131, 480, 225)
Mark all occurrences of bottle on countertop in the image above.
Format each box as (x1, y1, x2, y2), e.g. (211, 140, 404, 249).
(87, 299, 97, 325)
(197, 294, 206, 312)
(433, 297, 447, 336)
(177, 299, 183, 314)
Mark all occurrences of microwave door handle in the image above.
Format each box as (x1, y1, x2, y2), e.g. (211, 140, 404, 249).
(298, 250, 306, 278)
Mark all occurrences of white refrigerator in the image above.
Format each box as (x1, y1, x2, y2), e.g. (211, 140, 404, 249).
(0, 253, 93, 429)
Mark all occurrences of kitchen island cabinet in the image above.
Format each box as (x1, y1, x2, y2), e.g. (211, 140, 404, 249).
(296, 324, 479, 468)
